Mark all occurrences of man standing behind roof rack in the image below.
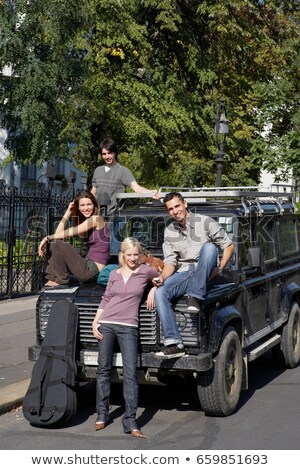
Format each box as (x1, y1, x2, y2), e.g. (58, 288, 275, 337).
(91, 137, 159, 217)
(153, 191, 234, 359)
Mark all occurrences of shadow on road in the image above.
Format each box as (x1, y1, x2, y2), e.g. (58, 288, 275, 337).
(235, 350, 287, 413)
(65, 350, 287, 427)
(68, 375, 200, 428)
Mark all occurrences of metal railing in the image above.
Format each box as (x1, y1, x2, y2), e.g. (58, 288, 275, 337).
(0, 183, 72, 299)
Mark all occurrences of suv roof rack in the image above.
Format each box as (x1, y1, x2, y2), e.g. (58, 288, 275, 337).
(158, 185, 295, 198)
(116, 185, 297, 215)
(116, 185, 295, 200)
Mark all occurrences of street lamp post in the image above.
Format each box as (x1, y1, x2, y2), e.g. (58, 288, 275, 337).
(215, 97, 229, 187)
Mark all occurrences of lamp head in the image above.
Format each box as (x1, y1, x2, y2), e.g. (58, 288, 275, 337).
(215, 98, 229, 143)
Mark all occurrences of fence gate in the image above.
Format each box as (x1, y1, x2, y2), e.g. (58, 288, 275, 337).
(0, 184, 71, 299)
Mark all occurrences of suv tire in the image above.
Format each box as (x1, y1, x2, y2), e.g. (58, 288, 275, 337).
(272, 301, 300, 369)
(197, 326, 242, 417)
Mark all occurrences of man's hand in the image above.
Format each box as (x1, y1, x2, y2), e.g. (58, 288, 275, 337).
(209, 266, 221, 281)
(153, 264, 175, 286)
(152, 192, 161, 200)
(152, 276, 163, 287)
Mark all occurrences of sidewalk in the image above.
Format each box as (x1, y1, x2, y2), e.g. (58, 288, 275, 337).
(0, 296, 38, 415)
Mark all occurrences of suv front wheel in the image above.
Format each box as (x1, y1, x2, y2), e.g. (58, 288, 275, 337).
(197, 326, 243, 417)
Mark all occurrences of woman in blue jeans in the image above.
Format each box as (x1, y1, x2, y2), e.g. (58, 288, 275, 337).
(92, 237, 158, 438)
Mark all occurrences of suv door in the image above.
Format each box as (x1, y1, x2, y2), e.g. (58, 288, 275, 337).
(239, 217, 269, 336)
(257, 216, 279, 325)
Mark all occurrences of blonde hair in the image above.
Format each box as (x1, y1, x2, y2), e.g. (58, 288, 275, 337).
(118, 237, 143, 266)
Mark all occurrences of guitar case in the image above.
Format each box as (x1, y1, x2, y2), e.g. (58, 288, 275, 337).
(23, 299, 78, 427)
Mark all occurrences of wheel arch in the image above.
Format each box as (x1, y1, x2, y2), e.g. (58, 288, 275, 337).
(209, 305, 243, 355)
(281, 282, 300, 321)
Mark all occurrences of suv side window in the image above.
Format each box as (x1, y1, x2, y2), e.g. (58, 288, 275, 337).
(277, 217, 299, 256)
(239, 216, 277, 268)
(238, 218, 252, 268)
(257, 217, 276, 262)
(216, 216, 234, 240)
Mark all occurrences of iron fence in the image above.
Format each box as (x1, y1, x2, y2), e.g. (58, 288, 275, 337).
(0, 183, 72, 299)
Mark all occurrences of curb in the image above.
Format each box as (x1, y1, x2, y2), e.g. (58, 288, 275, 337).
(0, 379, 30, 416)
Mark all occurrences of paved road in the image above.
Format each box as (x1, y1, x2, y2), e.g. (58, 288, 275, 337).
(0, 296, 300, 455)
(1, 352, 300, 451)
(0, 296, 36, 413)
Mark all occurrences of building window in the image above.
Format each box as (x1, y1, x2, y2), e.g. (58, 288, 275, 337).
(21, 163, 37, 181)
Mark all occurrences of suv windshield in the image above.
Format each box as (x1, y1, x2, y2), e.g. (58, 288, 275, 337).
(112, 213, 235, 257)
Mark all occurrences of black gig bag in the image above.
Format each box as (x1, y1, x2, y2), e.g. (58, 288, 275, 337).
(23, 299, 78, 427)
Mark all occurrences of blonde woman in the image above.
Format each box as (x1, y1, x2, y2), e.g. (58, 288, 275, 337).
(38, 190, 109, 286)
(92, 237, 158, 438)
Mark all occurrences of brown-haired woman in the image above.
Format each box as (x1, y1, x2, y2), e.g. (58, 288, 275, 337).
(38, 190, 110, 287)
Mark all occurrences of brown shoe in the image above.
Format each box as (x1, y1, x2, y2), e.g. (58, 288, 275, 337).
(94, 421, 105, 431)
(130, 429, 146, 438)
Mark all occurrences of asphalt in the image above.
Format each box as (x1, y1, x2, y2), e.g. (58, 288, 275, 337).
(0, 295, 38, 415)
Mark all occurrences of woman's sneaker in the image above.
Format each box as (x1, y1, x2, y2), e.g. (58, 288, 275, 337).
(155, 344, 185, 358)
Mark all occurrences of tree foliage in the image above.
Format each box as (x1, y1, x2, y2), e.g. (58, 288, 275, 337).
(1, 0, 299, 187)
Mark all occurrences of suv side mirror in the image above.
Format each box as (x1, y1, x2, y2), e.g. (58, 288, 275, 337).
(248, 246, 261, 268)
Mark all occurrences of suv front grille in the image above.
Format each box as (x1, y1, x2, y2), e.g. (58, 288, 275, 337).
(77, 303, 98, 343)
(37, 298, 199, 348)
(76, 302, 160, 347)
(139, 305, 159, 345)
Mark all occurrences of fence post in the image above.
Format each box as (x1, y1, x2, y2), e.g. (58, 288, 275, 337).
(6, 186, 16, 298)
(48, 188, 55, 235)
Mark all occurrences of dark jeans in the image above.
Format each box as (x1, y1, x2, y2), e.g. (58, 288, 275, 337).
(46, 240, 98, 285)
(96, 323, 139, 433)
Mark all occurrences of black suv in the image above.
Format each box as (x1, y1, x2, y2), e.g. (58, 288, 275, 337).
(29, 187, 300, 416)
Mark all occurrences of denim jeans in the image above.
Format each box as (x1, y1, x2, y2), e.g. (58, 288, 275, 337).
(154, 243, 219, 346)
(96, 323, 139, 433)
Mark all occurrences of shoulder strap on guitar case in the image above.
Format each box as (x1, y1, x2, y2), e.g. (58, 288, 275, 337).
(23, 299, 78, 427)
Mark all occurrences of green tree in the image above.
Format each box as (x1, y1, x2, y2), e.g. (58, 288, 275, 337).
(0, 0, 89, 164)
(1, 0, 299, 188)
